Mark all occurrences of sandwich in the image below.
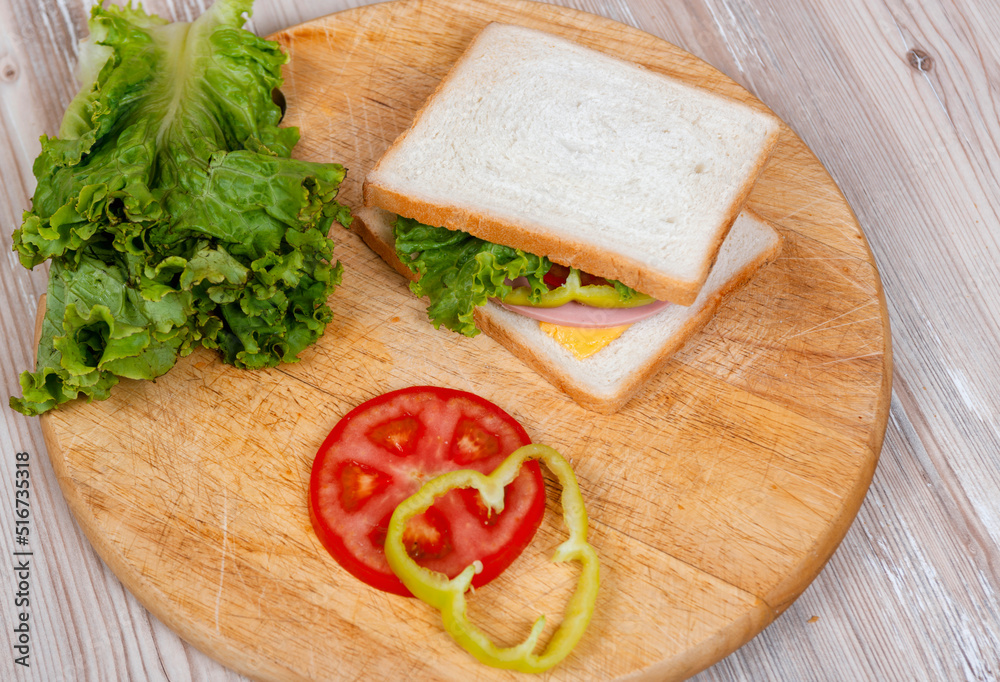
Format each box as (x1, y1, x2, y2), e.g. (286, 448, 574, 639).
(356, 23, 783, 413)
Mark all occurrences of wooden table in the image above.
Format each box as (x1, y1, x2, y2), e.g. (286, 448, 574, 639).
(1, 0, 997, 679)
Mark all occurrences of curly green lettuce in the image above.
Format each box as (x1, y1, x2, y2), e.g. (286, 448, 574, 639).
(393, 216, 550, 337)
(393, 217, 644, 337)
(10, 0, 351, 416)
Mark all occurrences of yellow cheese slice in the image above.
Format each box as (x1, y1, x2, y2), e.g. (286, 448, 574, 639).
(539, 322, 632, 360)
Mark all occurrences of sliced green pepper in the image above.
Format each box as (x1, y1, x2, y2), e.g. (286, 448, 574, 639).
(385, 444, 599, 673)
(502, 268, 655, 308)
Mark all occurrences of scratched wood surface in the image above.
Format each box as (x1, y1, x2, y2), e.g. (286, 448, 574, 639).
(0, 1, 995, 681)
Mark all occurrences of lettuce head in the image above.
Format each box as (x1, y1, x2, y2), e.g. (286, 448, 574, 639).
(10, 0, 351, 416)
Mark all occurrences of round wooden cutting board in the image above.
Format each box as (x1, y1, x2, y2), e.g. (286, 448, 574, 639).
(39, 1, 892, 680)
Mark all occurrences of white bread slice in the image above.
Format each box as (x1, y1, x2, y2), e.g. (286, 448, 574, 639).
(363, 22, 781, 306)
(353, 206, 782, 413)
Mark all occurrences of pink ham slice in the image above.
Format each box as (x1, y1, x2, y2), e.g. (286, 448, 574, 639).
(495, 298, 672, 328)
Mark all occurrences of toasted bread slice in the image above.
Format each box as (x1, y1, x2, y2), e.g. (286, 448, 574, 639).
(363, 22, 781, 305)
(353, 207, 782, 413)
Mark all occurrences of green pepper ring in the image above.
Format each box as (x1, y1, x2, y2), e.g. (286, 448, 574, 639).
(502, 267, 655, 308)
(385, 444, 600, 673)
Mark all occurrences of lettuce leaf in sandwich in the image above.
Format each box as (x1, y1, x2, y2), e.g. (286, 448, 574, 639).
(393, 216, 645, 337)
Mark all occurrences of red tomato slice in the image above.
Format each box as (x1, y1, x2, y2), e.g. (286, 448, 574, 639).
(543, 263, 611, 289)
(308, 386, 546, 597)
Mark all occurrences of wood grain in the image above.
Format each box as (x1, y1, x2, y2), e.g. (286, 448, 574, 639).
(3, 1, 1000, 681)
(26, 1, 889, 679)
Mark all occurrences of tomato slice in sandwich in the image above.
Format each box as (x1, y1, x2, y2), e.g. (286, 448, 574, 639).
(543, 263, 611, 289)
(308, 386, 545, 597)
